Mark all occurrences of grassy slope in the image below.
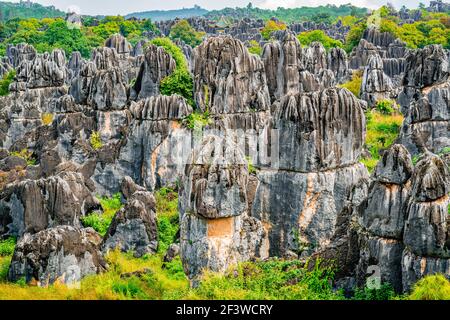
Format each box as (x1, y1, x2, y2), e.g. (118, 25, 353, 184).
(361, 110, 404, 173)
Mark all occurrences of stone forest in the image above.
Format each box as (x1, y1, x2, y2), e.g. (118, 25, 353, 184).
(0, 0, 449, 300)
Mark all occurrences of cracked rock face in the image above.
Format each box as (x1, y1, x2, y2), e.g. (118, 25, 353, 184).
(362, 144, 413, 239)
(262, 31, 304, 101)
(132, 44, 176, 100)
(403, 153, 450, 257)
(103, 177, 158, 257)
(179, 135, 268, 282)
(0, 172, 99, 237)
(8, 226, 106, 286)
(10, 49, 68, 91)
(193, 35, 271, 115)
(361, 53, 394, 107)
(273, 87, 366, 171)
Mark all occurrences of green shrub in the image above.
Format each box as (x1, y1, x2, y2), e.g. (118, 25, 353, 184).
(409, 274, 450, 300)
(248, 40, 262, 56)
(149, 37, 194, 106)
(0, 257, 11, 281)
(297, 30, 343, 50)
(90, 131, 103, 150)
(376, 99, 396, 115)
(338, 71, 362, 98)
(10, 149, 36, 166)
(81, 213, 112, 236)
(353, 283, 395, 300)
(345, 22, 367, 53)
(163, 257, 186, 281)
(246, 156, 257, 175)
(0, 70, 15, 96)
(182, 111, 210, 130)
(169, 19, 205, 48)
(438, 147, 450, 156)
(155, 187, 179, 254)
(160, 69, 194, 107)
(0, 238, 16, 256)
(81, 193, 122, 236)
(261, 20, 287, 40)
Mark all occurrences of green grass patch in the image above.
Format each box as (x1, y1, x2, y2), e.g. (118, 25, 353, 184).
(338, 70, 362, 98)
(361, 110, 403, 173)
(155, 187, 179, 254)
(81, 193, 123, 236)
(408, 274, 450, 300)
(10, 149, 36, 166)
(0, 238, 16, 257)
(0, 70, 15, 96)
(90, 131, 103, 150)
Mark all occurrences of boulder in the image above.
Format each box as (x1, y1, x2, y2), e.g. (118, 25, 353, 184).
(8, 226, 106, 286)
(103, 178, 158, 257)
(0, 171, 99, 237)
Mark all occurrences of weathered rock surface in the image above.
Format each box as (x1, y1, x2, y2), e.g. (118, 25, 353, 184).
(398, 46, 450, 155)
(361, 54, 395, 107)
(8, 226, 106, 286)
(193, 36, 271, 115)
(131, 44, 176, 100)
(0, 172, 99, 237)
(272, 87, 366, 171)
(103, 177, 158, 257)
(403, 153, 450, 257)
(180, 135, 268, 281)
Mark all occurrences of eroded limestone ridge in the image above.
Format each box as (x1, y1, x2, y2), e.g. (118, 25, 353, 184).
(0, 30, 448, 293)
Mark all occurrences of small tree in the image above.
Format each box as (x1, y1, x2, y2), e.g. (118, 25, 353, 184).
(261, 20, 286, 40)
(169, 19, 204, 48)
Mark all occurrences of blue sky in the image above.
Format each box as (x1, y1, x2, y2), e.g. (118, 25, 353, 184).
(9, 0, 425, 15)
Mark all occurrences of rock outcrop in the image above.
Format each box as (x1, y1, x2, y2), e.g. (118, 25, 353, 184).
(179, 135, 268, 282)
(103, 177, 158, 257)
(398, 45, 450, 155)
(131, 44, 176, 100)
(193, 35, 271, 115)
(361, 54, 395, 107)
(8, 226, 106, 286)
(401, 153, 450, 291)
(356, 145, 413, 292)
(0, 172, 99, 237)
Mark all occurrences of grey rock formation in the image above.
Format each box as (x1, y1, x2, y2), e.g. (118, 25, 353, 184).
(327, 47, 349, 82)
(362, 144, 413, 239)
(398, 45, 450, 155)
(105, 34, 133, 55)
(180, 135, 268, 281)
(262, 31, 304, 101)
(132, 44, 176, 100)
(193, 36, 271, 115)
(361, 53, 394, 107)
(11, 49, 68, 91)
(403, 153, 450, 257)
(273, 87, 366, 171)
(8, 226, 106, 286)
(103, 177, 158, 257)
(355, 145, 414, 292)
(303, 42, 328, 75)
(101, 94, 192, 193)
(0, 172, 99, 237)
